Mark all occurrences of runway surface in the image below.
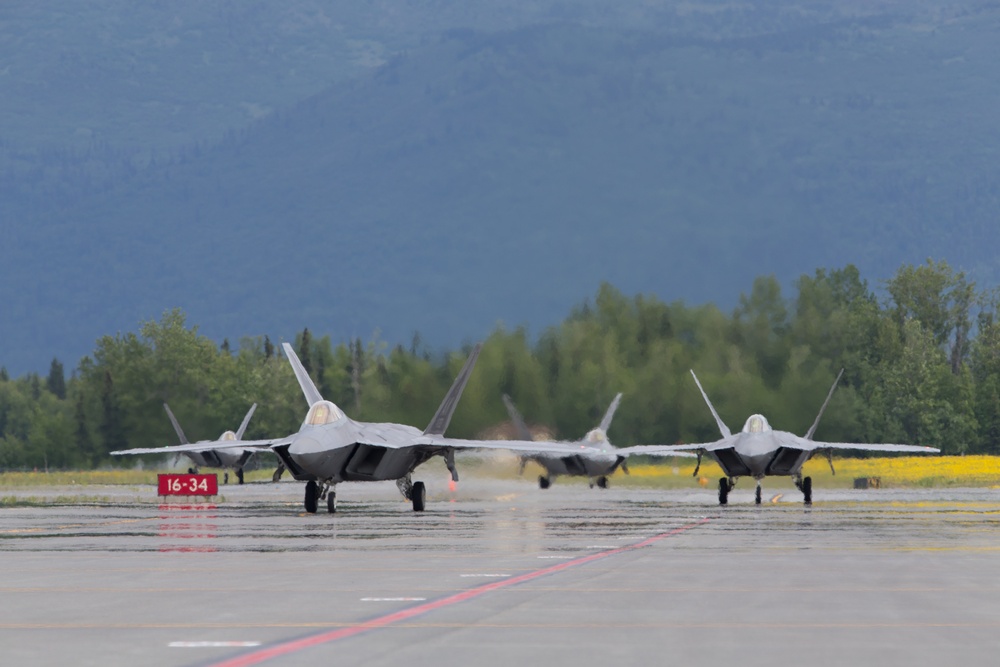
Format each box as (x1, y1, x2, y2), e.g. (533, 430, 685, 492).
(2, 477, 1000, 666)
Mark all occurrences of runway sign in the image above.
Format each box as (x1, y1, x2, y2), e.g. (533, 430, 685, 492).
(158, 473, 218, 497)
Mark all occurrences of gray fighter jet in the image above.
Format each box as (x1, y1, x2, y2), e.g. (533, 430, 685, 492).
(658, 370, 939, 505)
(163, 403, 258, 484)
(502, 393, 696, 489)
(113, 343, 586, 513)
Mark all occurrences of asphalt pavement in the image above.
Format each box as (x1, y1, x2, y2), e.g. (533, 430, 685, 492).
(2, 476, 999, 666)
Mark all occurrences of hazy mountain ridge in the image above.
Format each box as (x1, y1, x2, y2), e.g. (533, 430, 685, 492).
(3, 1, 1000, 373)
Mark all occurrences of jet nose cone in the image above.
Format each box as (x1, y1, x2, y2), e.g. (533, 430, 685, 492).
(289, 435, 323, 456)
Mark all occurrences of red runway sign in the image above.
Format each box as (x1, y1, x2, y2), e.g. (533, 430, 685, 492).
(158, 473, 218, 497)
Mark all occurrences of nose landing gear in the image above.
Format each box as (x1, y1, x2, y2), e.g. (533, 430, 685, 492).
(304, 480, 337, 513)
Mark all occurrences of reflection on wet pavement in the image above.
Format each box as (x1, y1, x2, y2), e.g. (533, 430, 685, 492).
(3, 484, 999, 554)
(1, 480, 999, 666)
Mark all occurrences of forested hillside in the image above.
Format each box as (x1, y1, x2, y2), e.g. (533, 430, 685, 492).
(2, 262, 998, 470)
(2, 1, 1000, 374)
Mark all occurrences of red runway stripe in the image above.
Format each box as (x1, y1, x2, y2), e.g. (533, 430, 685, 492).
(206, 518, 711, 667)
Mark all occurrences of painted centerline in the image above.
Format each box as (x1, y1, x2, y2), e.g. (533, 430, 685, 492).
(203, 518, 710, 667)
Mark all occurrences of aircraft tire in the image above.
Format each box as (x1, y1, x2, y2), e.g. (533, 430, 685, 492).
(237, 468, 244, 485)
(718, 477, 729, 506)
(596, 476, 609, 489)
(755, 485, 762, 505)
(539, 476, 551, 490)
(327, 492, 337, 514)
(304, 481, 319, 514)
(223, 472, 229, 485)
(802, 476, 812, 505)
(188, 468, 197, 475)
(411, 481, 426, 512)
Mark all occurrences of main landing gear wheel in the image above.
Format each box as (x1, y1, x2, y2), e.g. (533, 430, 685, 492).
(539, 476, 551, 489)
(596, 476, 609, 489)
(304, 481, 319, 514)
(411, 481, 426, 512)
(802, 476, 813, 505)
(755, 484, 762, 505)
(327, 492, 337, 514)
(188, 467, 198, 474)
(223, 472, 229, 485)
(718, 477, 729, 506)
(236, 468, 244, 485)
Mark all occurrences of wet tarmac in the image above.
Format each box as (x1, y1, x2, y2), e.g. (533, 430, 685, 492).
(2, 478, 1000, 666)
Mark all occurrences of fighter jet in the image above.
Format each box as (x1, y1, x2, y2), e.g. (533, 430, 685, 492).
(657, 370, 939, 505)
(163, 403, 259, 484)
(502, 393, 696, 489)
(113, 343, 587, 513)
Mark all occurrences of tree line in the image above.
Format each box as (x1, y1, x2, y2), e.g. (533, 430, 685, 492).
(2, 259, 998, 470)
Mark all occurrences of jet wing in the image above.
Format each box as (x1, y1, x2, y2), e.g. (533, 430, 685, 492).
(415, 435, 599, 456)
(613, 445, 698, 457)
(617, 438, 734, 453)
(775, 432, 940, 453)
(111, 436, 293, 456)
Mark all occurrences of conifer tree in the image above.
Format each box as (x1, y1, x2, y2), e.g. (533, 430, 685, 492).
(74, 394, 94, 466)
(99, 371, 127, 457)
(350, 338, 364, 413)
(46, 358, 66, 399)
(299, 328, 313, 375)
(315, 350, 330, 398)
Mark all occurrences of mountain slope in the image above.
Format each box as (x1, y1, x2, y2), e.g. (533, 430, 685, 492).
(3, 7, 1000, 372)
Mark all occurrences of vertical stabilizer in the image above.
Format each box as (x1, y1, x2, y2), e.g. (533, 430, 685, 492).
(502, 394, 535, 441)
(235, 403, 258, 440)
(163, 404, 190, 444)
(598, 393, 623, 433)
(804, 368, 845, 440)
(690, 371, 732, 438)
(423, 343, 483, 435)
(282, 342, 325, 407)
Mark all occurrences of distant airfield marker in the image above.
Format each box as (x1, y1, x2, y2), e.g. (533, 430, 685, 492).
(170, 641, 261, 648)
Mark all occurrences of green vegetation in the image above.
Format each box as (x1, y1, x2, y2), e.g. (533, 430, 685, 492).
(2, 261, 999, 472)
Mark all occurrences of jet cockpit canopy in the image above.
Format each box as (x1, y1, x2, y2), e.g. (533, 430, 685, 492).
(583, 428, 608, 445)
(220, 430, 237, 441)
(742, 414, 771, 434)
(305, 400, 345, 426)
